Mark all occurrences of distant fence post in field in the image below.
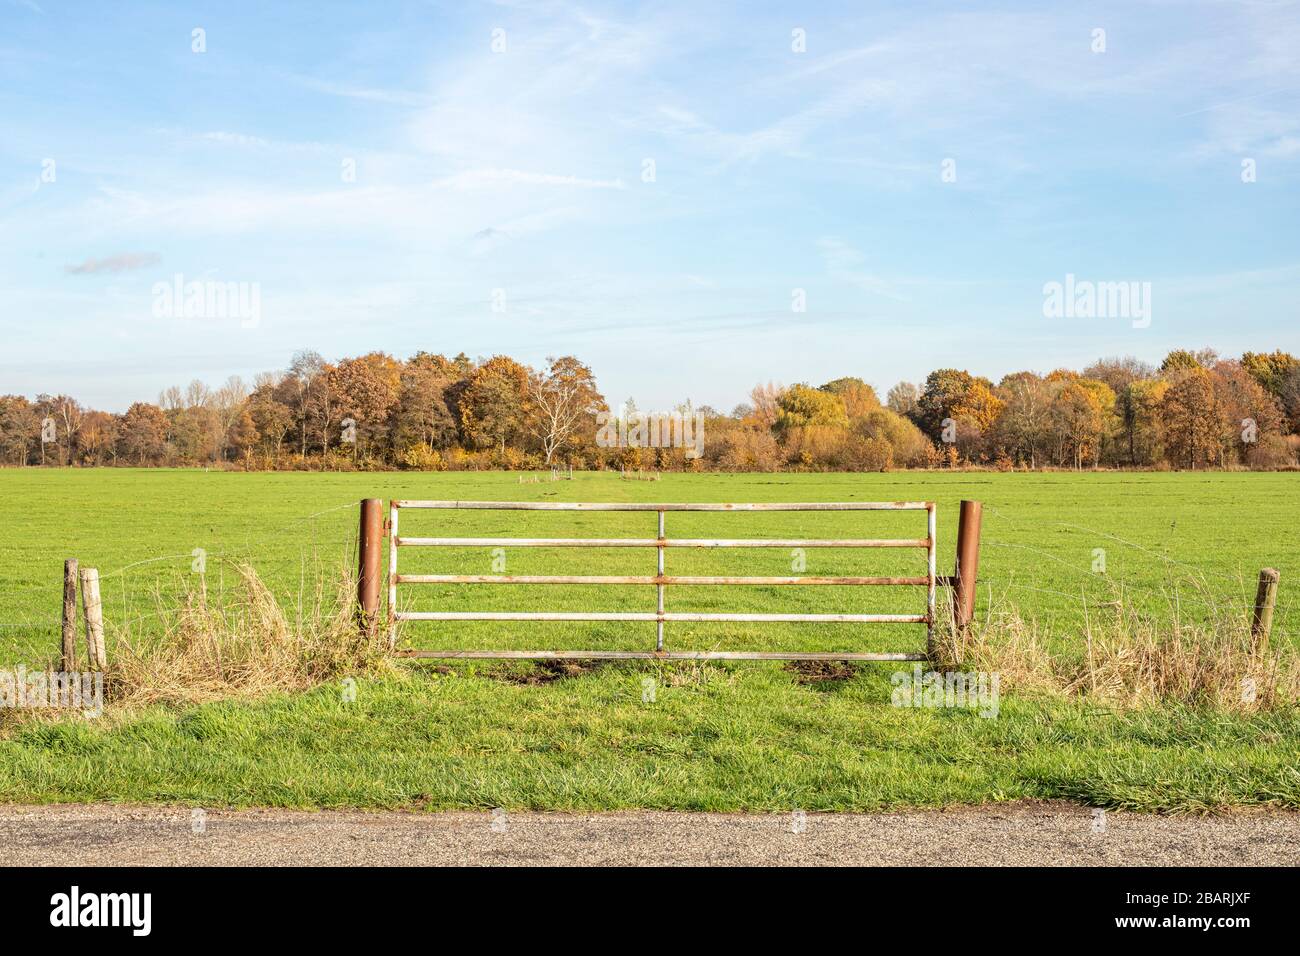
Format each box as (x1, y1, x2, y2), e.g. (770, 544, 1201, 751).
(79, 567, 106, 670)
(1251, 568, 1280, 649)
(954, 500, 983, 633)
(357, 498, 383, 638)
(61, 558, 78, 671)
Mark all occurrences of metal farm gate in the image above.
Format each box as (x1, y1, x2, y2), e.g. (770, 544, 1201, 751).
(380, 499, 952, 662)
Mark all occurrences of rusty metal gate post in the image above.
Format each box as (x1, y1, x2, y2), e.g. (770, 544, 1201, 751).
(357, 498, 383, 638)
(954, 500, 983, 634)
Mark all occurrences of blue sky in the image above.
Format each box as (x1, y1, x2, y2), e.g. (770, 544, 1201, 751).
(2, 0, 1299, 412)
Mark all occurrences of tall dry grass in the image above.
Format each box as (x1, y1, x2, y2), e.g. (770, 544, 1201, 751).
(108, 561, 390, 706)
(32, 553, 1297, 715)
(932, 579, 1299, 711)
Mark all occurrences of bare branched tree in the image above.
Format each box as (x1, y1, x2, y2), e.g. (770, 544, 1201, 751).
(526, 356, 604, 465)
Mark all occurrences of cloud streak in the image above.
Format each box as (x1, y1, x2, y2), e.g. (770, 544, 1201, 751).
(65, 253, 161, 275)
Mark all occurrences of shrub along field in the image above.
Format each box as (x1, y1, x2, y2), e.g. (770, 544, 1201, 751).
(0, 468, 1296, 811)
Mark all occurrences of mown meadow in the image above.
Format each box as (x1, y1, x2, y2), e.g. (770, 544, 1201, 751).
(0, 469, 1296, 811)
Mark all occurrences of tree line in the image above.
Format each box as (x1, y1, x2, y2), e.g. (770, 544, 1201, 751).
(1, 347, 1297, 471)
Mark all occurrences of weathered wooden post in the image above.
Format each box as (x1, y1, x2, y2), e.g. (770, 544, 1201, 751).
(79, 567, 106, 671)
(61, 558, 78, 671)
(358, 498, 383, 638)
(1251, 568, 1280, 649)
(954, 500, 983, 633)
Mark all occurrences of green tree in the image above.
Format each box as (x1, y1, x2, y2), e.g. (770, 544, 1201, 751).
(854, 408, 930, 466)
(1240, 351, 1299, 396)
(819, 377, 880, 419)
(1160, 348, 1217, 375)
(774, 384, 849, 434)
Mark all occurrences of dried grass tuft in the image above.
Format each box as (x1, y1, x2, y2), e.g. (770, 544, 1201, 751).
(933, 580, 1299, 711)
(108, 561, 391, 706)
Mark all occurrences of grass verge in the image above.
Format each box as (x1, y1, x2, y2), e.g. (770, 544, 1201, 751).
(0, 664, 1295, 812)
(1, 564, 1295, 813)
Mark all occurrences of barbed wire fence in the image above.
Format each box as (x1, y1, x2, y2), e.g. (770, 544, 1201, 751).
(0, 501, 362, 652)
(977, 503, 1296, 642)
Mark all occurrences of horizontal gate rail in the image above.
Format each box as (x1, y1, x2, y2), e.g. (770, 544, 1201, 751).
(396, 612, 926, 623)
(396, 536, 927, 548)
(394, 650, 924, 661)
(394, 574, 929, 586)
(393, 500, 930, 511)
(387, 499, 937, 661)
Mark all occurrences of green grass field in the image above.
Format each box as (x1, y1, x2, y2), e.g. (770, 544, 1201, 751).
(1, 469, 1297, 662)
(0, 469, 1297, 812)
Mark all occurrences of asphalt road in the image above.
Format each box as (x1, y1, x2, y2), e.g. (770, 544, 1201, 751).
(3, 801, 1297, 866)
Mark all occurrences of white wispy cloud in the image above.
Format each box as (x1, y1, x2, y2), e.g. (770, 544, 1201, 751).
(1193, 102, 1300, 158)
(201, 131, 274, 148)
(435, 168, 626, 190)
(817, 237, 907, 302)
(287, 74, 433, 108)
(65, 252, 160, 275)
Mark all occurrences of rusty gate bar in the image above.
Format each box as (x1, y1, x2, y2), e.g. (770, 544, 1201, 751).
(387, 500, 936, 660)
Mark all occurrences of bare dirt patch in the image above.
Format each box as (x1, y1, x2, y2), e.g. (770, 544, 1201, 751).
(489, 660, 604, 685)
(784, 660, 858, 684)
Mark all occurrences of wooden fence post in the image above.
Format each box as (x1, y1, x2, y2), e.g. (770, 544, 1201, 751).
(954, 500, 983, 632)
(1251, 568, 1280, 649)
(61, 558, 78, 671)
(358, 498, 383, 638)
(80, 567, 106, 671)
